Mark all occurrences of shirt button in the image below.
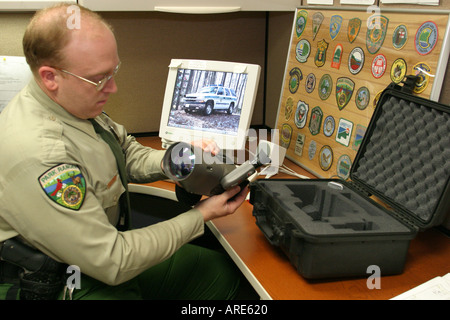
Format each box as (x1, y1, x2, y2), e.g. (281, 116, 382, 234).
(49, 115, 56, 121)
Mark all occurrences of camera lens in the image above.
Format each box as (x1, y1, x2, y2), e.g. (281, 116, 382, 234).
(169, 145, 196, 179)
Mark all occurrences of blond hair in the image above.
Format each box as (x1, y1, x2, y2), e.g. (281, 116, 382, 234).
(23, 3, 112, 74)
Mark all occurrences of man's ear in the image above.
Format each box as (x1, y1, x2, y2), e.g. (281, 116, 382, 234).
(38, 66, 59, 91)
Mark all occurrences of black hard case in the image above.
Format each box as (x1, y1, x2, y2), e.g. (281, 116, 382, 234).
(250, 82, 450, 279)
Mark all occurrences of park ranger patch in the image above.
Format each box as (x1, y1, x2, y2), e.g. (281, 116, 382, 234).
(315, 39, 329, 67)
(309, 106, 323, 136)
(295, 100, 309, 129)
(329, 15, 343, 40)
(336, 77, 355, 110)
(348, 47, 364, 75)
(296, 40, 311, 63)
(280, 124, 293, 149)
(347, 18, 361, 43)
(331, 44, 343, 69)
(390, 58, 407, 84)
(319, 145, 333, 171)
(392, 24, 408, 50)
(296, 10, 308, 38)
(311, 12, 324, 40)
(355, 86, 370, 110)
(289, 67, 303, 93)
(39, 164, 86, 210)
(366, 15, 389, 54)
(415, 21, 438, 55)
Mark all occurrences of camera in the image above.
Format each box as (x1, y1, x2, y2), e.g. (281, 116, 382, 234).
(162, 142, 268, 196)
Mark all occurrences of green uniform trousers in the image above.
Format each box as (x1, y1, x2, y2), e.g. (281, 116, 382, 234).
(0, 244, 241, 300)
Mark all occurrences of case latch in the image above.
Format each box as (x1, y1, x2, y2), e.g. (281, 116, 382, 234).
(388, 75, 419, 94)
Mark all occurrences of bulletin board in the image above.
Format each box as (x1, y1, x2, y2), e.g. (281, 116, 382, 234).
(275, 6, 450, 179)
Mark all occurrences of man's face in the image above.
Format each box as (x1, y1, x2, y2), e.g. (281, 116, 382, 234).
(54, 21, 120, 119)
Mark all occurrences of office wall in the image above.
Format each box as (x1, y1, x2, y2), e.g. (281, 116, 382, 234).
(1, 3, 449, 132)
(0, 11, 266, 134)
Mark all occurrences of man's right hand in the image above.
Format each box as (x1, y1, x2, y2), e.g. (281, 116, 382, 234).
(194, 185, 248, 222)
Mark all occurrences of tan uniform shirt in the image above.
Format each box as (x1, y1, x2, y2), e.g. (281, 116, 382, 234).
(0, 79, 204, 285)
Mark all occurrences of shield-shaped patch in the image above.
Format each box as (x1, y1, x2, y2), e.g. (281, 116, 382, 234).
(39, 164, 86, 210)
(366, 15, 389, 54)
(336, 77, 355, 110)
(348, 18, 361, 43)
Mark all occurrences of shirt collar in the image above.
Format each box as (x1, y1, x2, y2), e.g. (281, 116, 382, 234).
(27, 78, 97, 139)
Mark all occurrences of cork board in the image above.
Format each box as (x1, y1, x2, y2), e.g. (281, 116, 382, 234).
(275, 7, 450, 179)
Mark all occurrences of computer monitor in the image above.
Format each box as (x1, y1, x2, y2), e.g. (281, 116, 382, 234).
(159, 59, 261, 150)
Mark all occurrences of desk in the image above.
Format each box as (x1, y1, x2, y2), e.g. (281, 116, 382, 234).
(135, 136, 450, 300)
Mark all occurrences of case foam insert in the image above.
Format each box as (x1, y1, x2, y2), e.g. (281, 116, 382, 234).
(352, 95, 450, 224)
(255, 180, 411, 236)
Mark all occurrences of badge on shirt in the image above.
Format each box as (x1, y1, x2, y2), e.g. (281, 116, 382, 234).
(39, 164, 86, 210)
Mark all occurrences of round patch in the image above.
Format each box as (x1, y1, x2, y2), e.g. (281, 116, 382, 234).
(319, 145, 333, 171)
(371, 54, 387, 79)
(323, 115, 335, 137)
(318, 74, 332, 100)
(296, 39, 311, 63)
(61, 185, 83, 207)
(390, 58, 407, 84)
(392, 24, 408, 50)
(355, 86, 370, 110)
(373, 90, 383, 109)
(348, 47, 364, 75)
(413, 62, 431, 94)
(337, 155, 352, 180)
(415, 21, 438, 55)
(305, 73, 316, 93)
(295, 100, 309, 129)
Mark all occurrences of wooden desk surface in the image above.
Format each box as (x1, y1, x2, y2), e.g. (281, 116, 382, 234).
(136, 136, 450, 300)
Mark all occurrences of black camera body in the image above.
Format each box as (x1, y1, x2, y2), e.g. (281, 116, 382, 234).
(162, 142, 267, 196)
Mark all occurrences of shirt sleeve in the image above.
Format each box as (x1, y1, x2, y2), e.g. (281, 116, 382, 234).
(0, 159, 204, 285)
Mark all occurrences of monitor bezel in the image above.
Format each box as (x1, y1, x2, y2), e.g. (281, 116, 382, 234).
(158, 59, 261, 150)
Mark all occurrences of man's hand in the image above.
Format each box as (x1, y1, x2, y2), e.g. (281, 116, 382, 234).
(194, 185, 249, 222)
(190, 139, 220, 156)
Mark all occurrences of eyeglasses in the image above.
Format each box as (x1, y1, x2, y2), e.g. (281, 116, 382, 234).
(53, 62, 121, 91)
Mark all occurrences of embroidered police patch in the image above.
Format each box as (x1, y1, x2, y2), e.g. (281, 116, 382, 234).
(39, 164, 86, 210)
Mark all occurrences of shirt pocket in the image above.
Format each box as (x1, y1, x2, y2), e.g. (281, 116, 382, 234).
(97, 171, 126, 210)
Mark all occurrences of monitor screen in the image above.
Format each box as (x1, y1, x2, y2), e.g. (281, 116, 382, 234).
(159, 59, 261, 150)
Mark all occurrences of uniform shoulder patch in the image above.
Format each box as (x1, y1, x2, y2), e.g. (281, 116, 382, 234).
(38, 164, 86, 210)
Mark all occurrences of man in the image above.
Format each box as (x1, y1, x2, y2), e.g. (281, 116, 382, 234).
(0, 4, 249, 300)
